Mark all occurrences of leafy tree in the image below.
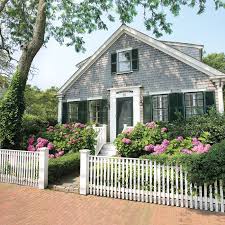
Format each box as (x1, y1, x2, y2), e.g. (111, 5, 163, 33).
(0, 0, 224, 148)
(24, 85, 58, 122)
(203, 53, 225, 73)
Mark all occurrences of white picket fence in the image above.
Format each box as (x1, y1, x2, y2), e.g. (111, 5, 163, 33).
(93, 125, 107, 155)
(0, 148, 49, 189)
(80, 151, 225, 213)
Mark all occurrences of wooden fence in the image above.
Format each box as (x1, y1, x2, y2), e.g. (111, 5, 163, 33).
(0, 148, 49, 189)
(80, 151, 225, 213)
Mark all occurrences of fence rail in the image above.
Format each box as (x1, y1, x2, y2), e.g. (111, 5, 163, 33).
(93, 125, 107, 155)
(80, 151, 225, 213)
(0, 148, 49, 189)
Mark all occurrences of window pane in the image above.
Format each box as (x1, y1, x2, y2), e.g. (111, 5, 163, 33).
(118, 51, 131, 61)
(152, 95, 168, 121)
(185, 92, 204, 118)
(118, 61, 131, 72)
(68, 102, 79, 122)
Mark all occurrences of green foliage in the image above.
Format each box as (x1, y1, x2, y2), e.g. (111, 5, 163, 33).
(48, 152, 80, 183)
(114, 122, 167, 157)
(185, 140, 225, 185)
(24, 85, 58, 122)
(203, 52, 225, 73)
(41, 123, 97, 153)
(21, 114, 57, 149)
(165, 108, 225, 144)
(1, 0, 224, 53)
(0, 70, 26, 148)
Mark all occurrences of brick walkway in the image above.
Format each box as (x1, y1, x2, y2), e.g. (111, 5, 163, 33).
(0, 184, 224, 225)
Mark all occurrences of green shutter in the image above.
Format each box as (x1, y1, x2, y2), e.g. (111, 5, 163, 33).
(111, 53, 117, 74)
(78, 101, 88, 124)
(99, 99, 108, 124)
(62, 102, 68, 124)
(168, 93, 184, 121)
(132, 49, 139, 71)
(204, 91, 215, 112)
(143, 96, 152, 123)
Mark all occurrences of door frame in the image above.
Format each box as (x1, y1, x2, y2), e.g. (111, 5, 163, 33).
(108, 85, 142, 142)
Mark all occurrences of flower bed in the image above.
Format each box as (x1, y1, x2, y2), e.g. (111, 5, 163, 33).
(114, 122, 211, 158)
(25, 123, 97, 159)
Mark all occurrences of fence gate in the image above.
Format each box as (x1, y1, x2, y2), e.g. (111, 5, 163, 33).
(0, 148, 49, 189)
(80, 150, 225, 213)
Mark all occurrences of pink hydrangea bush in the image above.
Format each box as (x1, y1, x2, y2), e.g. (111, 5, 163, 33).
(115, 122, 212, 158)
(25, 122, 96, 157)
(27, 135, 64, 159)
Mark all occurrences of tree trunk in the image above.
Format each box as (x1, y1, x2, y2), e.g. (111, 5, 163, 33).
(0, 0, 46, 148)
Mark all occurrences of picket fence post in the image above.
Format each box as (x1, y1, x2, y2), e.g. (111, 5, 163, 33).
(80, 149, 90, 195)
(38, 147, 49, 189)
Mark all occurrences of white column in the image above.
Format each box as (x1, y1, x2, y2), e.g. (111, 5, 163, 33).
(57, 95, 63, 124)
(80, 149, 90, 195)
(110, 90, 117, 142)
(217, 86, 224, 114)
(38, 148, 49, 189)
(133, 87, 141, 125)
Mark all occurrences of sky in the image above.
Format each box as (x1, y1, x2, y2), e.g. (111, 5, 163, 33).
(25, 2, 225, 90)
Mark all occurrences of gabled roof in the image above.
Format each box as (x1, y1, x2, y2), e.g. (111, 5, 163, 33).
(59, 25, 225, 95)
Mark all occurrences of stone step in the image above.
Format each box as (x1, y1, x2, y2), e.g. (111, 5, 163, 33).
(98, 143, 117, 156)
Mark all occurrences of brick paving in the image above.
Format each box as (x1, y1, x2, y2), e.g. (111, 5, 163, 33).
(0, 183, 225, 225)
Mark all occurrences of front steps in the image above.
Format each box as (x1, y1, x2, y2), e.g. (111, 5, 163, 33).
(98, 143, 117, 157)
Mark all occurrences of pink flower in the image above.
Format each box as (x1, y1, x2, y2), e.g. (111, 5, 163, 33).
(162, 139, 170, 147)
(161, 127, 168, 133)
(192, 143, 211, 154)
(27, 145, 35, 152)
(146, 121, 157, 129)
(192, 137, 200, 146)
(74, 123, 85, 128)
(153, 144, 167, 155)
(144, 144, 154, 152)
(122, 138, 132, 145)
(181, 149, 193, 154)
(55, 153, 60, 158)
(47, 142, 54, 151)
(58, 151, 64, 156)
(176, 136, 184, 142)
(123, 128, 133, 134)
(48, 154, 55, 159)
(28, 136, 35, 145)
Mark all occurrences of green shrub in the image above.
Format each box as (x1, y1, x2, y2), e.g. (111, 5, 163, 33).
(185, 140, 225, 185)
(114, 122, 167, 157)
(165, 108, 225, 144)
(21, 114, 57, 149)
(48, 152, 80, 183)
(42, 123, 97, 153)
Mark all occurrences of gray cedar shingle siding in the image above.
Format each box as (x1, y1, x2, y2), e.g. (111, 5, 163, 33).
(165, 44, 202, 61)
(64, 33, 215, 104)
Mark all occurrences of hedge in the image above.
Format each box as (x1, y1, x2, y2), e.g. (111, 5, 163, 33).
(48, 152, 80, 183)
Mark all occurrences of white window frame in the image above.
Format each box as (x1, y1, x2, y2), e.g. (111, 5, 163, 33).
(116, 48, 133, 73)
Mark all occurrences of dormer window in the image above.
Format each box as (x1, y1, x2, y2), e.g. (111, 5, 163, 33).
(111, 49, 139, 74)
